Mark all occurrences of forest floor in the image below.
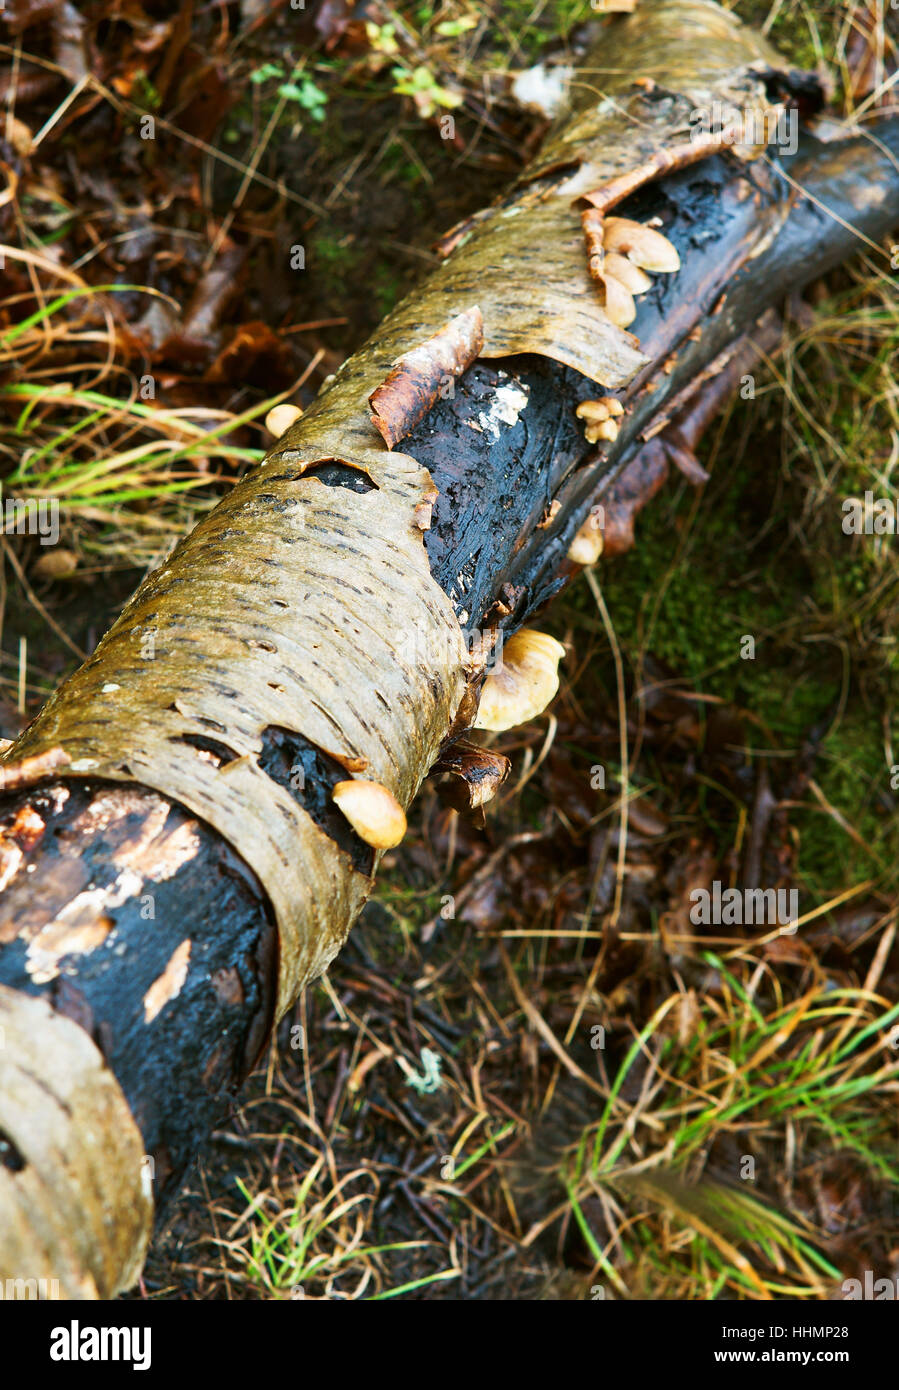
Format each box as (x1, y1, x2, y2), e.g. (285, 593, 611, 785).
(2, 0, 898, 1299)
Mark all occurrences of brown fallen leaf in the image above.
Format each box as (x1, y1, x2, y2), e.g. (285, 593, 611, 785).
(845, 4, 895, 107)
(52, 0, 89, 85)
(5, 0, 63, 37)
(628, 794, 669, 837)
(207, 320, 292, 386)
(432, 738, 511, 812)
(599, 436, 670, 557)
(369, 306, 484, 450)
(179, 243, 247, 350)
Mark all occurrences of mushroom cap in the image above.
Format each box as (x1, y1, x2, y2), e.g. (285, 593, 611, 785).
(332, 779, 407, 849)
(473, 629, 566, 732)
(265, 403, 304, 438)
(603, 251, 653, 295)
(567, 517, 604, 567)
(576, 399, 611, 423)
(603, 217, 680, 273)
(578, 397, 611, 422)
(599, 273, 637, 328)
(585, 417, 620, 444)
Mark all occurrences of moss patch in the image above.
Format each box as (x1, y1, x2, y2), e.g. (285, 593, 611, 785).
(564, 286, 899, 902)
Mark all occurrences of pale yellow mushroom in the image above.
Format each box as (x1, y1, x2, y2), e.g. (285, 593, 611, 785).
(264, 403, 304, 438)
(584, 417, 619, 445)
(603, 251, 653, 295)
(567, 514, 604, 566)
(600, 396, 625, 417)
(603, 217, 680, 273)
(332, 779, 407, 849)
(599, 273, 636, 327)
(576, 399, 611, 423)
(473, 629, 566, 732)
(33, 548, 78, 579)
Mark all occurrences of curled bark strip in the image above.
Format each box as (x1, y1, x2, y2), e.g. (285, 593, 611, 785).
(663, 427, 711, 484)
(0, 747, 69, 791)
(407, 194, 647, 387)
(579, 315, 784, 561)
(369, 307, 484, 450)
(596, 438, 671, 558)
(578, 126, 765, 214)
(582, 207, 605, 283)
(0, 985, 152, 1298)
(525, 0, 819, 201)
(432, 739, 511, 812)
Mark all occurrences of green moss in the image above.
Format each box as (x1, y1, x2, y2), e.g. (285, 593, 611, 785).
(596, 450, 827, 732)
(308, 231, 360, 292)
(795, 707, 896, 898)
(564, 300, 899, 902)
(488, 0, 586, 61)
(731, 0, 838, 74)
(372, 264, 403, 316)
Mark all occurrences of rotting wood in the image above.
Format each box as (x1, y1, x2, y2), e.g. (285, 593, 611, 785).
(0, 0, 897, 1296)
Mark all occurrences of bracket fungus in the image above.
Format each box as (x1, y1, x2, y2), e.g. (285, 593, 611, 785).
(332, 779, 408, 850)
(473, 629, 566, 733)
(602, 252, 653, 295)
(602, 217, 681, 274)
(599, 274, 637, 328)
(567, 513, 605, 568)
(583, 213, 680, 332)
(264, 403, 304, 438)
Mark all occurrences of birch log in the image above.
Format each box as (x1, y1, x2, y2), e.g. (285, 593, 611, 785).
(0, 0, 897, 1296)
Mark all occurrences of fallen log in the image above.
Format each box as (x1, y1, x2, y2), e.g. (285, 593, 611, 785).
(1, 0, 897, 1297)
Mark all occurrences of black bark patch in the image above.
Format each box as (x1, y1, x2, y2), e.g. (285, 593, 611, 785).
(258, 726, 375, 875)
(0, 1130, 25, 1172)
(406, 356, 589, 624)
(303, 461, 377, 492)
(173, 734, 235, 766)
(0, 780, 276, 1215)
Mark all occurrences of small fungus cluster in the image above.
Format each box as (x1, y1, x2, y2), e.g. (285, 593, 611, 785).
(586, 214, 681, 329)
(575, 394, 625, 445)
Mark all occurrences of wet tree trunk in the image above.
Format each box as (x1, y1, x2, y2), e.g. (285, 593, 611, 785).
(1, 0, 898, 1297)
